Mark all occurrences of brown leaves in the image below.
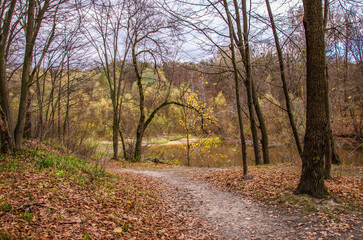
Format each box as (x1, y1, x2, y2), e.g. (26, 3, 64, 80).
(191, 164, 362, 207)
(0, 150, 216, 239)
(189, 165, 362, 239)
(191, 165, 299, 204)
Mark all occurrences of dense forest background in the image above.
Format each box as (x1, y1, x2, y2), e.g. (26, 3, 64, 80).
(0, 0, 362, 165)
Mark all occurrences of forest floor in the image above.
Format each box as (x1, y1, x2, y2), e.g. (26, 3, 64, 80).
(1, 141, 362, 239)
(112, 165, 363, 240)
(0, 143, 217, 239)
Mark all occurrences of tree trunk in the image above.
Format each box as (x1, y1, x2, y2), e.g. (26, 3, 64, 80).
(14, 0, 36, 148)
(134, 123, 144, 162)
(112, 111, 119, 160)
(223, 0, 248, 177)
(14, 0, 51, 148)
(241, 0, 261, 165)
(132, 43, 145, 162)
(57, 76, 61, 142)
(251, 81, 270, 164)
(331, 131, 341, 165)
(185, 108, 191, 167)
(295, 0, 329, 198)
(14, 63, 31, 147)
(265, 0, 303, 158)
(63, 57, 71, 143)
(0, 105, 14, 153)
(35, 69, 44, 140)
(0, 0, 17, 137)
(323, 0, 340, 172)
(23, 97, 32, 139)
(324, 60, 332, 179)
(118, 124, 128, 160)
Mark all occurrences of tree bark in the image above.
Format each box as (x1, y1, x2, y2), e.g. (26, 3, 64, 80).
(230, 0, 261, 165)
(14, 0, 36, 147)
(265, 0, 303, 158)
(63, 56, 71, 143)
(23, 97, 32, 139)
(112, 112, 119, 159)
(14, 0, 51, 148)
(240, 0, 261, 165)
(323, 0, 340, 169)
(118, 124, 128, 160)
(223, 0, 248, 177)
(0, 0, 17, 136)
(132, 42, 145, 162)
(251, 81, 270, 164)
(295, 0, 329, 198)
(184, 106, 191, 166)
(0, 105, 14, 153)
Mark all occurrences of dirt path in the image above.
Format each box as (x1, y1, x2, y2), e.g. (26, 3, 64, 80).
(117, 168, 361, 240)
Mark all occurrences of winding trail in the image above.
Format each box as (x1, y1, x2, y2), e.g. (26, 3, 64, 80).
(117, 168, 310, 239)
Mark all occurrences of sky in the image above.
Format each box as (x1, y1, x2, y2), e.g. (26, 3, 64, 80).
(164, 0, 303, 62)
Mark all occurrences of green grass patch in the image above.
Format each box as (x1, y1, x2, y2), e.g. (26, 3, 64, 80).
(154, 139, 169, 145)
(19, 212, 34, 224)
(0, 230, 12, 240)
(0, 159, 21, 172)
(0, 202, 12, 213)
(30, 149, 108, 185)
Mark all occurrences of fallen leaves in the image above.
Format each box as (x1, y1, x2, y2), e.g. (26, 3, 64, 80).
(0, 149, 216, 239)
(189, 164, 363, 239)
(190, 164, 362, 207)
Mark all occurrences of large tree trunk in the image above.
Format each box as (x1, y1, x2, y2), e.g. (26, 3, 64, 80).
(295, 0, 329, 198)
(265, 0, 303, 158)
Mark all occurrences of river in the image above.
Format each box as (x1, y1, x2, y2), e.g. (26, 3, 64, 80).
(145, 142, 363, 167)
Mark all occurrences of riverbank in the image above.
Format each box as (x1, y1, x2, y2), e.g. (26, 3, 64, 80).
(99, 137, 363, 167)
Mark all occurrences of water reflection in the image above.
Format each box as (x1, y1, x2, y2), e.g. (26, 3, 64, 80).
(145, 142, 363, 167)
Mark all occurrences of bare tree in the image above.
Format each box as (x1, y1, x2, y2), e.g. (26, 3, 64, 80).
(85, 0, 130, 159)
(223, 0, 248, 177)
(128, 0, 182, 162)
(264, 0, 303, 158)
(13, 0, 67, 148)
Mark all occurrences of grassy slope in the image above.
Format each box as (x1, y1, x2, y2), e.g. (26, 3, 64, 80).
(0, 145, 207, 239)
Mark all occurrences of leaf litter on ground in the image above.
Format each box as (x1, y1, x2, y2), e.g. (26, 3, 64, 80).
(188, 164, 362, 239)
(0, 142, 218, 239)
